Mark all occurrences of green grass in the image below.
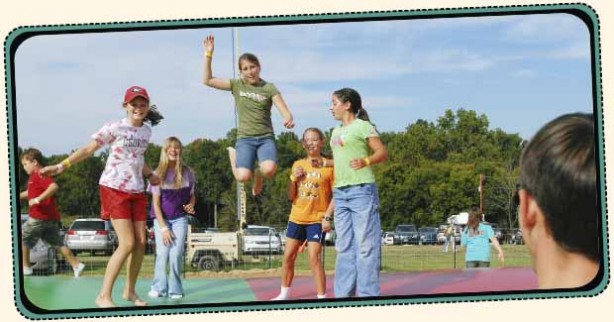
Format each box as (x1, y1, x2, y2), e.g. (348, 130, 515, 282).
(55, 244, 532, 277)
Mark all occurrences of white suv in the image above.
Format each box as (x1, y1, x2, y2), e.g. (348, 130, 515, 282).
(242, 225, 282, 254)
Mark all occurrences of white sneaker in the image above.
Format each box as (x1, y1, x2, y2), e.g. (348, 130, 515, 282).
(73, 263, 85, 278)
(148, 290, 163, 298)
(270, 293, 289, 301)
(169, 294, 183, 299)
(23, 266, 33, 276)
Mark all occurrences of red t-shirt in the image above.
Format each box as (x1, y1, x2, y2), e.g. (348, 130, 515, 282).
(27, 169, 61, 221)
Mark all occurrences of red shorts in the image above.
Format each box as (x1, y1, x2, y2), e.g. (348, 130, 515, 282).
(99, 185, 148, 221)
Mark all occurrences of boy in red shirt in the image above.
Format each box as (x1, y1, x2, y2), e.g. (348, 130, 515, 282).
(19, 148, 85, 277)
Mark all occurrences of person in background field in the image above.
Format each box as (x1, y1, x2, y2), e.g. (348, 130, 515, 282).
(443, 223, 455, 253)
(19, 148, 85, 278)
(271, 128, 335, 301)
(328, 88, 388, 298)
(147, 137, 196, 300)
(460, 208, 504, 269)
(517, 113, 599, 288)
(202, 34, 295, 196)
(42, 85, 162, 308)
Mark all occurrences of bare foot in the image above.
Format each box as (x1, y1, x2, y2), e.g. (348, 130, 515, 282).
(252, 174, 263, 196)
(95, 295, 116, 308)
(123, 293, 148, 307)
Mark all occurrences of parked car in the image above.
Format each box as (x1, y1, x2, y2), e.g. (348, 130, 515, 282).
(418, 227, 438, 245)
(242, 225, 282, 254)
(393, 224, 419, 245)
(20, 214, 61, 274)
(382, 231, 395, 245)
(64, 218, 117, 255)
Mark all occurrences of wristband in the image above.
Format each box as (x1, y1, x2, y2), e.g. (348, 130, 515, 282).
(161, 226, 169, 232)
(324, 216, 333, 222)
(61, 158, 72, 169)
(205, 51, 213, 58)
(363, 157, 371, 166)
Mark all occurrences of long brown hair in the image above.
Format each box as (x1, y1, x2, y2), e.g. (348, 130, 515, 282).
(466, 208, 482, 235)
(333, 88, 371, 123)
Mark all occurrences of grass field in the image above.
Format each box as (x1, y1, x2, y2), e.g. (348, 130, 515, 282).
(53, 244, 532, 277)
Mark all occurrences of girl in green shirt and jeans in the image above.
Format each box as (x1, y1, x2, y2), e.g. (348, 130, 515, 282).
(329, 88, 388, 297)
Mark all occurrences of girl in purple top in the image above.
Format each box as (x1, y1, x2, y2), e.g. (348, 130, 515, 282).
(147, 137, 196, 299)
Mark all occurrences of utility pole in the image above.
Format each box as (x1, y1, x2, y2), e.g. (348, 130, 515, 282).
(479, 174, 485, 215)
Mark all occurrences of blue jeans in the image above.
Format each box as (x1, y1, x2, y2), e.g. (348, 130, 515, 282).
(151, 215, 188, 296)
(333, 183, 382, 297)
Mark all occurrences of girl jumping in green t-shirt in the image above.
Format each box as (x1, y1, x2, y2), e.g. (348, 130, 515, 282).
(202, 34, 295, 195)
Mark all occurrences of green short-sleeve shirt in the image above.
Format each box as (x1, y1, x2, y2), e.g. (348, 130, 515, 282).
(230, 78, 280, 138)
(330, 119, 379, 188)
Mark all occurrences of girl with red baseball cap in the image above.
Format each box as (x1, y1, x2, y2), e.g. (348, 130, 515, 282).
(42, 85, 163, 308)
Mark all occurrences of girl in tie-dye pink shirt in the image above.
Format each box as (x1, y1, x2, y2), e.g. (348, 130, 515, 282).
(94, 118, 152, 193)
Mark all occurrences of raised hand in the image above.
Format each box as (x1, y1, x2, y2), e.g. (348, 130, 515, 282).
(204, 34, 215, 53)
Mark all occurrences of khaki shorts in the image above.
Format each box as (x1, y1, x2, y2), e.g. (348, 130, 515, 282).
(22, 218, 63, 248)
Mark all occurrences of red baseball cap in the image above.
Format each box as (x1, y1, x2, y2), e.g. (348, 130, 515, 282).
(124, 86, 150, 103)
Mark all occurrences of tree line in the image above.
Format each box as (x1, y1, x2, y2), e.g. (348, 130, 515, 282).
(17, 108, 524, 232)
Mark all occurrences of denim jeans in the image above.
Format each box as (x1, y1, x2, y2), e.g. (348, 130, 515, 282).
(151, 215, 188, 296)
(333, 183, 382, 297)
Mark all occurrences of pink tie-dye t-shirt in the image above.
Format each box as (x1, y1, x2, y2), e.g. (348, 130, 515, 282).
(93, 118, 151, 193)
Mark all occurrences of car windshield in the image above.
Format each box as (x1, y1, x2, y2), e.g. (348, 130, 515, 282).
(244, 228, 270, 236)
(70, 221, 105, 230)
(397, 225, 416, 232)
(419, 228, 437, 233)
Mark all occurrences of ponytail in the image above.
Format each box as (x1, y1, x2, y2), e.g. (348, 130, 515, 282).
(145, 104, 164, 126)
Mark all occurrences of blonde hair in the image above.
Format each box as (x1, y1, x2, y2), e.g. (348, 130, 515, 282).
(156, 137, 187, 188)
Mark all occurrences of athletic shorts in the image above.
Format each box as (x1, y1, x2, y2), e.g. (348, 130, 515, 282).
(100, 185, 147, 221)
(286, 221, 325, 243)
(235, 136, 278, 172)
(22, 218, 63, 248)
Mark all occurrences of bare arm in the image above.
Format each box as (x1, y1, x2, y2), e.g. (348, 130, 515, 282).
(41, 140, 101, 176)
(321, 199, 335, 232)
(491, 237, 505, 263)
(28, 182, 59, 206)
(20, 191, 28, 200)
(202, 34, 232, 90)
(272, 94, 295, 129)
(142, 164, 161, 186)
(350, 136, 389, 170)
(183, 194, 196, 215)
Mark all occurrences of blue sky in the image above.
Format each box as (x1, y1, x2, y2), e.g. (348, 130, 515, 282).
(14, 13, 593, 155)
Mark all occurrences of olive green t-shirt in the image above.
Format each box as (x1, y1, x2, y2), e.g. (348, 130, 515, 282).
(330, 119, 379, 188)
(230, 78, 280, 138)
